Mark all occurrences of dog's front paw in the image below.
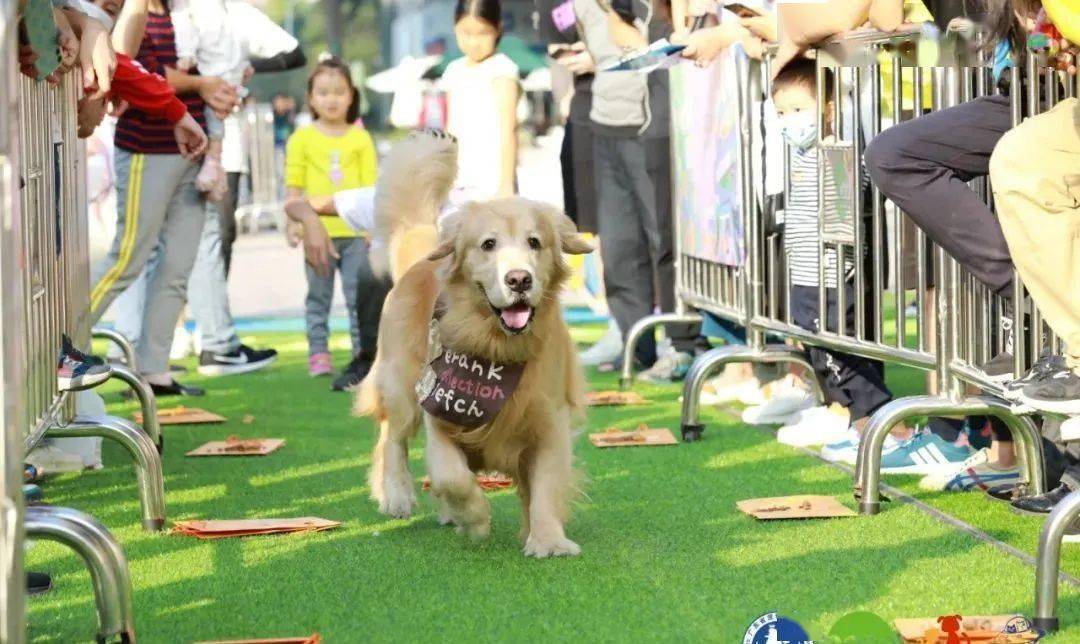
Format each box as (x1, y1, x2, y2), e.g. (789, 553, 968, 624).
(377, 479, 416, 519)
(455, 519, 491, 540)
(523, 535, 581, 558)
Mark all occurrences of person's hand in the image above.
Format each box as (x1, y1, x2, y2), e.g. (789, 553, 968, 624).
(301, 218, 339, 277)
(19, 44, 39, 80)
(739, 15, 777, 43)
(285, 220, 304, 248)
(108, 98, 129, 117)
(308, 195, 337, 215)
(681, 24, 743, 66)
(50, 9, 79, 84)
(78, 17, 115, 99)
(686, 0, 718, 17)
(173, 112, 208, 160)
(559, 50, 595, 75)
(76, 95, 107, 138)
(199, 76, 240, 119)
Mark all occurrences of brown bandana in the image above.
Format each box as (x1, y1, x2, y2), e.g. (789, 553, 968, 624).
(417, 348, 526, 428)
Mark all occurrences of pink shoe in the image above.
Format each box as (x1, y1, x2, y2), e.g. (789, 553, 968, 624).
(309, 352, 333, 377)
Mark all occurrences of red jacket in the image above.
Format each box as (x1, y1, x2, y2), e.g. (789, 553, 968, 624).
(108, 54, 188, 124)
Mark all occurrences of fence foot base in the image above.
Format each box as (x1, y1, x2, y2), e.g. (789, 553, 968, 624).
(142, 518, 165, 532)
(1032, 616, 1059, 633)
(859, 502, 881, 516)
(681, 424, 704, 442)
(618, 377, 631, 391)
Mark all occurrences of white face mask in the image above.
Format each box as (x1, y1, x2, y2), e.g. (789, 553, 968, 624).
(779, 111, 817, 151)
(79, 1, 116, 31)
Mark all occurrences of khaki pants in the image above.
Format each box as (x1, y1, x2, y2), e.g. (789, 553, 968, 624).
(989, 99, 1080, 370)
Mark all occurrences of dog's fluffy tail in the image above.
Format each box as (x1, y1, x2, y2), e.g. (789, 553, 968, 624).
(370, 130, 458, 280)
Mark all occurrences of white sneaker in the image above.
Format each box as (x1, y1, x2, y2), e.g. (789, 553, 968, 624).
(26, 443, 86, 475)
(776, 404, 851, 447)
(918, 447, 1022, 492)
(1061, 415, 1080, 442)
(820, 428, 900, 465)
(740, 375, 815, 425)
(701, 375, 765, 407)
(579, 319, 623, 367)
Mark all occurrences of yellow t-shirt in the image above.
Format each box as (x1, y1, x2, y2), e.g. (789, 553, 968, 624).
(285, 124, 377, 238)
(879, 0, 934, 114)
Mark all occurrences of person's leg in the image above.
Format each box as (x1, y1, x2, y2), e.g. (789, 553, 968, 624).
(136, 157, 207, 380)
(89, 151, 176, 324)
(864, 95, 1015, 296)
(647, 136, 702, 354)
(990, 99, 1080, 394)
(218, 172, 241, 276)
(304, 258, 336, 359)
(593, 134, 655, 366)
(189, 201, 241, 356)
(335, 237, 365, 356)
(354, 239, 391, 356)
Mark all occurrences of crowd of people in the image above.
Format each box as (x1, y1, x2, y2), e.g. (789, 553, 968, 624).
(10, 0, 1080, 594)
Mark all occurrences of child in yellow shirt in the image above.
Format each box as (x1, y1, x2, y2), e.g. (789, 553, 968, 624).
(284, 55, 388, 389)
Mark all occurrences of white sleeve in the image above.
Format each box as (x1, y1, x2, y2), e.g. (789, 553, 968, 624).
(228, 1, 299, 60)
(171, 4, 198, 60)
(333, 187, 377, 234)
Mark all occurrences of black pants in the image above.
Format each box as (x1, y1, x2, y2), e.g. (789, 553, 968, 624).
(864, 95, 1015, 297)
(790, 285, 893, 421)
(214, 172, 243, 276)
(593, 133, 701, 365)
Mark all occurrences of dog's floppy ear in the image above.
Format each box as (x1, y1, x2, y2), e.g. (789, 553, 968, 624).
(426, 204, 465, 261)
(535, 201, 594, 255)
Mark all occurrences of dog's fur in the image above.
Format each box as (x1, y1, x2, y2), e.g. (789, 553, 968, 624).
(355, 132, 593, 557)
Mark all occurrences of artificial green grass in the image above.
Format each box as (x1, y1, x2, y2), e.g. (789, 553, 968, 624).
(25, 330, 1080, 642)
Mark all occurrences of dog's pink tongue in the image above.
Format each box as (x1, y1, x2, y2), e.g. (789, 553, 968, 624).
(501, 306, 531, 330)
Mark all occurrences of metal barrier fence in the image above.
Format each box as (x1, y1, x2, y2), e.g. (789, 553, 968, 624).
(0, 4, 176, 637)
(617, 25, 1080, 631)
(236, 103, 285, 233)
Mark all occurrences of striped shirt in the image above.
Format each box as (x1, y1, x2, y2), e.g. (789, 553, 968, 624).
(784, 146, 856, 288)
(115, 11, 206, 154)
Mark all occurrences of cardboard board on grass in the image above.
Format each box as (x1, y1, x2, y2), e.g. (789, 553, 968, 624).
(586, 391, 648, 407)
(737, 495, 856, 520)
(421, 473, 513, 491)
(589, 427, 678, 448)
(894, 615, 1040, 643)
(186, 438, 285, 457)
(135, 406, 226, 425)
(173, 518, 339, 540)
(196, 636, 320, 644)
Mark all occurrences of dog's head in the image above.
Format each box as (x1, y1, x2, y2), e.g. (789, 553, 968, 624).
(936, 615, 963, 633)
(427, 197, 593, 335)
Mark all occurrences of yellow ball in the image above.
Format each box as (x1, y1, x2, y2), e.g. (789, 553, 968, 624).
(1044, 0, 1080, 45)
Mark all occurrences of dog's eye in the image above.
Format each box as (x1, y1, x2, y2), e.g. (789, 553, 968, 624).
(481, 238, 497, 252)
(527, 236, 542, 251)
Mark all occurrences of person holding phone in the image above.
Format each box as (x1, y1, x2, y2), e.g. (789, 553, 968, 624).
(673, 0, 776, 64)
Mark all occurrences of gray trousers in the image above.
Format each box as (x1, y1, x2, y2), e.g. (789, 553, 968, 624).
(304, 236, 372, 356)
(188, 201, 241, 354)
(90, 150, 205, 375)
(593, 133, 698, 365)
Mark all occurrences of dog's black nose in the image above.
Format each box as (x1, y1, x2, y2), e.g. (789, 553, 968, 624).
(505, 270, 533, 293)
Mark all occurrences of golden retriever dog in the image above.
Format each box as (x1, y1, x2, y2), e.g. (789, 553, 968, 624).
(356, 131, 593, 557)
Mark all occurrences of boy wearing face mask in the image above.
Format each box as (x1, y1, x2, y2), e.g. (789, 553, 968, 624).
(770, 58, 893, 449)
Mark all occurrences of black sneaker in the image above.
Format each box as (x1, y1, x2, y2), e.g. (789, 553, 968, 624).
(982, 351, 1017, 383)
(57, 335, 111, 392)
(1003, 353, 1068, 401)
(332, 352, 374, 392)
(1011, 482, 1075, 515)
(197, 345, 278, 377)
(27, 572, 52, 596)
(123, 379, 206, 399)
(1019, 366, 1080, 415)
